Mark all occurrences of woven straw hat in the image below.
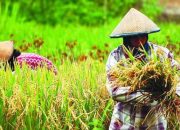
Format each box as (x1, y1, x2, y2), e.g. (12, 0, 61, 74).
(0, 41, 14, 61)
(110, 8, 160, 38)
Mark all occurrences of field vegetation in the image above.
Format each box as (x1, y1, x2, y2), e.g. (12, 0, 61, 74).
(0, 1, 179, 129)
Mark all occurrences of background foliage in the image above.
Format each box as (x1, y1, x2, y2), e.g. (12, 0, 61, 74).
(0, 0, 179, 64)
(0, 0, 180, 129)
(1, 0, 162, 25)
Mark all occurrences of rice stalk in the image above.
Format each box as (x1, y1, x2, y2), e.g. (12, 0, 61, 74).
(108, 47, 180, 129)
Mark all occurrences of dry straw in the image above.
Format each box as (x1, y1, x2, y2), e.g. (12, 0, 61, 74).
(108, 46, 180, 129)
(0, 59, 112, 129)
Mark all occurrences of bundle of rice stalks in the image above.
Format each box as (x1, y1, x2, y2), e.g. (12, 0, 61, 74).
(108, 48, 180, 129)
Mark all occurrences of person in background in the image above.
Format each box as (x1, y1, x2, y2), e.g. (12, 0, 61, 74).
(0, 41, 57, 74)
(106, 8, 180, 130)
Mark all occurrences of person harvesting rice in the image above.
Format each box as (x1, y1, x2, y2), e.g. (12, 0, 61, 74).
(0, 41, 57, 74)
(106, 8, 180, 130)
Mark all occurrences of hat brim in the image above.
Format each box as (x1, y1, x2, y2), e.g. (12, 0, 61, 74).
(0, 41, 14, 61)
(110, 29, 160, 38)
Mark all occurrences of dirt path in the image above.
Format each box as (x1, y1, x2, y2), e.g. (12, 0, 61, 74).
(160, 0, 180, 7)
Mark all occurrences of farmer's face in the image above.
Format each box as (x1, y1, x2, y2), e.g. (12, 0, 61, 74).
(129, 35, 147, 48)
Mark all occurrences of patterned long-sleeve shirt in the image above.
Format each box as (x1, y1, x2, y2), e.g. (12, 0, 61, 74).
(106, 42, 180, 130)
(16, 53, 58, 74)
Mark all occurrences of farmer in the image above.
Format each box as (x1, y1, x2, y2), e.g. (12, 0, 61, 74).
(0, 41, 57, 74)
(106, 8, 180, 129)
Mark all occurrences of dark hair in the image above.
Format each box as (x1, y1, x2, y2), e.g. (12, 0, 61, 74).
(123, 34, 148, 47)
(7, 49, 21, 71)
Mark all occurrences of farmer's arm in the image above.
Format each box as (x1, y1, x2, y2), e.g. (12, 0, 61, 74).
(106, 52, 145, 103)
(167, 51, 180, 69)
(106, 78, 147, 103)
(167, 51, 180, 96)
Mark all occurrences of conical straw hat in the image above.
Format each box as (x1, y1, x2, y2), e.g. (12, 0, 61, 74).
(0, 41, 14, 61)
(110, 8, 160, 38)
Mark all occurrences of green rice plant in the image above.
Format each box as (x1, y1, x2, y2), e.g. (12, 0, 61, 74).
(0, 2, 180, 65)
(0, 2, 179, 62)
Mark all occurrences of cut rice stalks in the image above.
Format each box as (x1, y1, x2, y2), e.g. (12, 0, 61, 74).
(108, 47, 180, 129)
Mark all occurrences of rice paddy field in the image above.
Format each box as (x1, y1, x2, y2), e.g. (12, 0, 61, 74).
(0, 3, 180, 130)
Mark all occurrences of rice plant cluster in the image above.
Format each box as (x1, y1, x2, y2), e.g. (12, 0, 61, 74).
(108, 48, 180, 129)
(0, 59, 113, 130)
